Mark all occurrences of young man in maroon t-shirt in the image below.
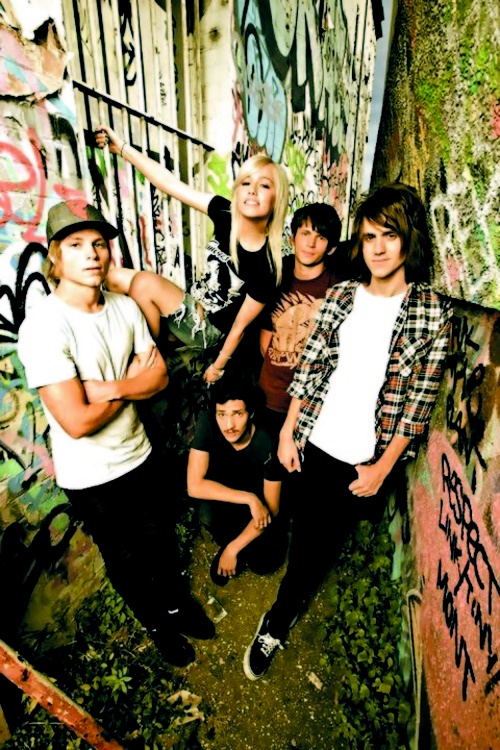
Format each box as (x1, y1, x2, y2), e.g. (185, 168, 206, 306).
(259, 203, 344, 439)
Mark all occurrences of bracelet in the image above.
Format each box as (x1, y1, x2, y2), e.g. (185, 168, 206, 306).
(210, 364, 224, 378)
(120, 142, 128, 158)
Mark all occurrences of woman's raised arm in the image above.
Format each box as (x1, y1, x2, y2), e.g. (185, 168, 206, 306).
(95, 124, 212, 215)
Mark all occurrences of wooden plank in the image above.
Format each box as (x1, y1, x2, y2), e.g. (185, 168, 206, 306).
(0, 639, 125, 750)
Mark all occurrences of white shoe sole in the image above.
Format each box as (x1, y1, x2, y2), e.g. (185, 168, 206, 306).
(243, 613, 268, 681)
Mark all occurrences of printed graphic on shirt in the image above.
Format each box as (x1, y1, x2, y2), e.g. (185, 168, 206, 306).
(268, 290, 325, 368)
(190, 239, 244, 314)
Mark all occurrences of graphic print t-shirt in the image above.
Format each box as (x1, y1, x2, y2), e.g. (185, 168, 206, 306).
(259, 256, 340, 412)
(189, 196, 277, 334)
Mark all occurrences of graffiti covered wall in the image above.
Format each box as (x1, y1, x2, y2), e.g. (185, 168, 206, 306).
(0, 5, 103, 650)
(398, 306, 500, 748)
(229, 0, 380, 230)
(372, 0, 500, 309)
(0, 0, 382, 649)
(373, 1, 500, 746)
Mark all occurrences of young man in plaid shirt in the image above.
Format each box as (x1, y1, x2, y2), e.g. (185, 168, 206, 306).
(244, 183, 453, 680)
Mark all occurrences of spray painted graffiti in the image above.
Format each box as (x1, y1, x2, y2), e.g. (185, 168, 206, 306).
(430, 164, 500, 305)
(231, 0, 368, 227)
(438, 451, 499, 700)
(399, 304, 500, 747)
(234, 0, 355, 163)
(0, 12, 87, 637)
(0, 243, 49, 344)
(0, 111, 86, 340)
(445, 315, 489, 475)
(414, 435, 500, 746)
(119, 1, 137, 88)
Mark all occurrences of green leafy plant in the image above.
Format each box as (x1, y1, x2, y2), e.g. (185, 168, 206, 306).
(321, 519, 411, 750)
(3, 581, 203, 749)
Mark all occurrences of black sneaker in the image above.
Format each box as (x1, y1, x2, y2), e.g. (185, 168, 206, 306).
(243, 612, 284, 680)
(149, 628, 195, 667)
(170, 598, 216, 640)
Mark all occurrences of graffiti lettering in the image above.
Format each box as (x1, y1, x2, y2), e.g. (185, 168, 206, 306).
(151, 187, 167, 270)
(0, 243, 50, 341)
(119, 1, 137, 87)
(446, 315, 486, 470)
(436, 560, 476, 700)
(437, 452, 500, 700)
(0, 132, 46, 245)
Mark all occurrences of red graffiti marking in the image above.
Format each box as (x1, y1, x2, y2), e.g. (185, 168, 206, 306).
(491, 101, 500, 139)
(0, 128, 84, 243)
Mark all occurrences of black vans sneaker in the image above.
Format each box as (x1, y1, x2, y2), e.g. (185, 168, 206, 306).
(243, 612, 284, 680)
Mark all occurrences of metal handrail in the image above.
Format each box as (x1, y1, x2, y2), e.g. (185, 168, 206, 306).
(72, 79, 215, 152)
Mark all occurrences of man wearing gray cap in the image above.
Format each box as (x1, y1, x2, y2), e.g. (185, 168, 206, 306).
(18, 200, 215, 666)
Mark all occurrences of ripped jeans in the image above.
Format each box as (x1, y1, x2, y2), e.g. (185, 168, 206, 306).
(165, 292, 222, 349)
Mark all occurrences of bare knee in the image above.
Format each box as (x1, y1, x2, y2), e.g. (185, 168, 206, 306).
(129, 272, 184, 316)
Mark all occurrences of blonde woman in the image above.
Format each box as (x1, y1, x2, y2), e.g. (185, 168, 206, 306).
(96, 125, 289, 382)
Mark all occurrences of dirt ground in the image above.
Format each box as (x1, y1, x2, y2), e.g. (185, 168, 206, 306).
(179, 528, 340, 750)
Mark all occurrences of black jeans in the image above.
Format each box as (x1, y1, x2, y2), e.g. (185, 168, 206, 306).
(200, 500, 288, 575)
(65, 453, 185, 632)
(267, 442, 396, 639)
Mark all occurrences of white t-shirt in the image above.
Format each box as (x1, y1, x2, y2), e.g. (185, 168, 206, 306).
(309, 284, 405, 464)
(18, 291, 153, 489)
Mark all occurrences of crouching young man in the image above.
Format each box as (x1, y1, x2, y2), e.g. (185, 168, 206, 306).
(243, 183, 453, 680)
(187, 379, 288, 585)
(18, 201, 215, 668)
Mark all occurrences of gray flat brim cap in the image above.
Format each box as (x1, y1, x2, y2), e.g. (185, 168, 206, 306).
(47, 200, 119, 244)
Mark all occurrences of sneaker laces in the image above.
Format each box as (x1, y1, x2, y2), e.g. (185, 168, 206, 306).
(257, 632, 284, 657)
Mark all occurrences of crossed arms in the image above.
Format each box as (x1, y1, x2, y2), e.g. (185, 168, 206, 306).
(39, 345, 168, 439)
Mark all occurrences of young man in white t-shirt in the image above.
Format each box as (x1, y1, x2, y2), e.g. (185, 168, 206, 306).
(243, 183, 453, 680)
(18, 201, 215, 667)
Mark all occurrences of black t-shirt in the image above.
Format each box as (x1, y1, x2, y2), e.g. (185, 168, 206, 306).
(189, 196, 277, 334)
(191, 411, 282, 498)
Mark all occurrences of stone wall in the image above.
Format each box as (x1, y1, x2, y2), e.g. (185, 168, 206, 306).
(373, 0, 500, 745)
(0, 8, 104, 648)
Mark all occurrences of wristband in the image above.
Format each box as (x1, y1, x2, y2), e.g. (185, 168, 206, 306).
(210, 364, 224, 379)
(120, 142, 128, 158)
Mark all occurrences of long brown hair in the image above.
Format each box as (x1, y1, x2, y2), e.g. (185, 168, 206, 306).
(351, 183, 434, 283)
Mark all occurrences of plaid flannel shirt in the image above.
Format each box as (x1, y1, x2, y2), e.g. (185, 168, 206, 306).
(288, 280, 453, 462)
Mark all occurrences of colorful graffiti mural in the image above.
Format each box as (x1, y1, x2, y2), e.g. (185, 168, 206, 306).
(232, 0, 376, 224)
(372, 4, 500, 737)
(0, 92, 86, 498)
(392, 305, 500, 748)
(0, 10, 93, 655)
(430, 165, 500, 306)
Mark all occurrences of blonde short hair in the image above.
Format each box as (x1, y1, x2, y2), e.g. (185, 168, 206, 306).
(44, 240, 62, 286)
(229, 155, 289, 284)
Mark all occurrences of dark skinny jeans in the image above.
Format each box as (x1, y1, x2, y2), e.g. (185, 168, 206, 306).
(65, 452, 185, 633)
(267, 441, 397, 639)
